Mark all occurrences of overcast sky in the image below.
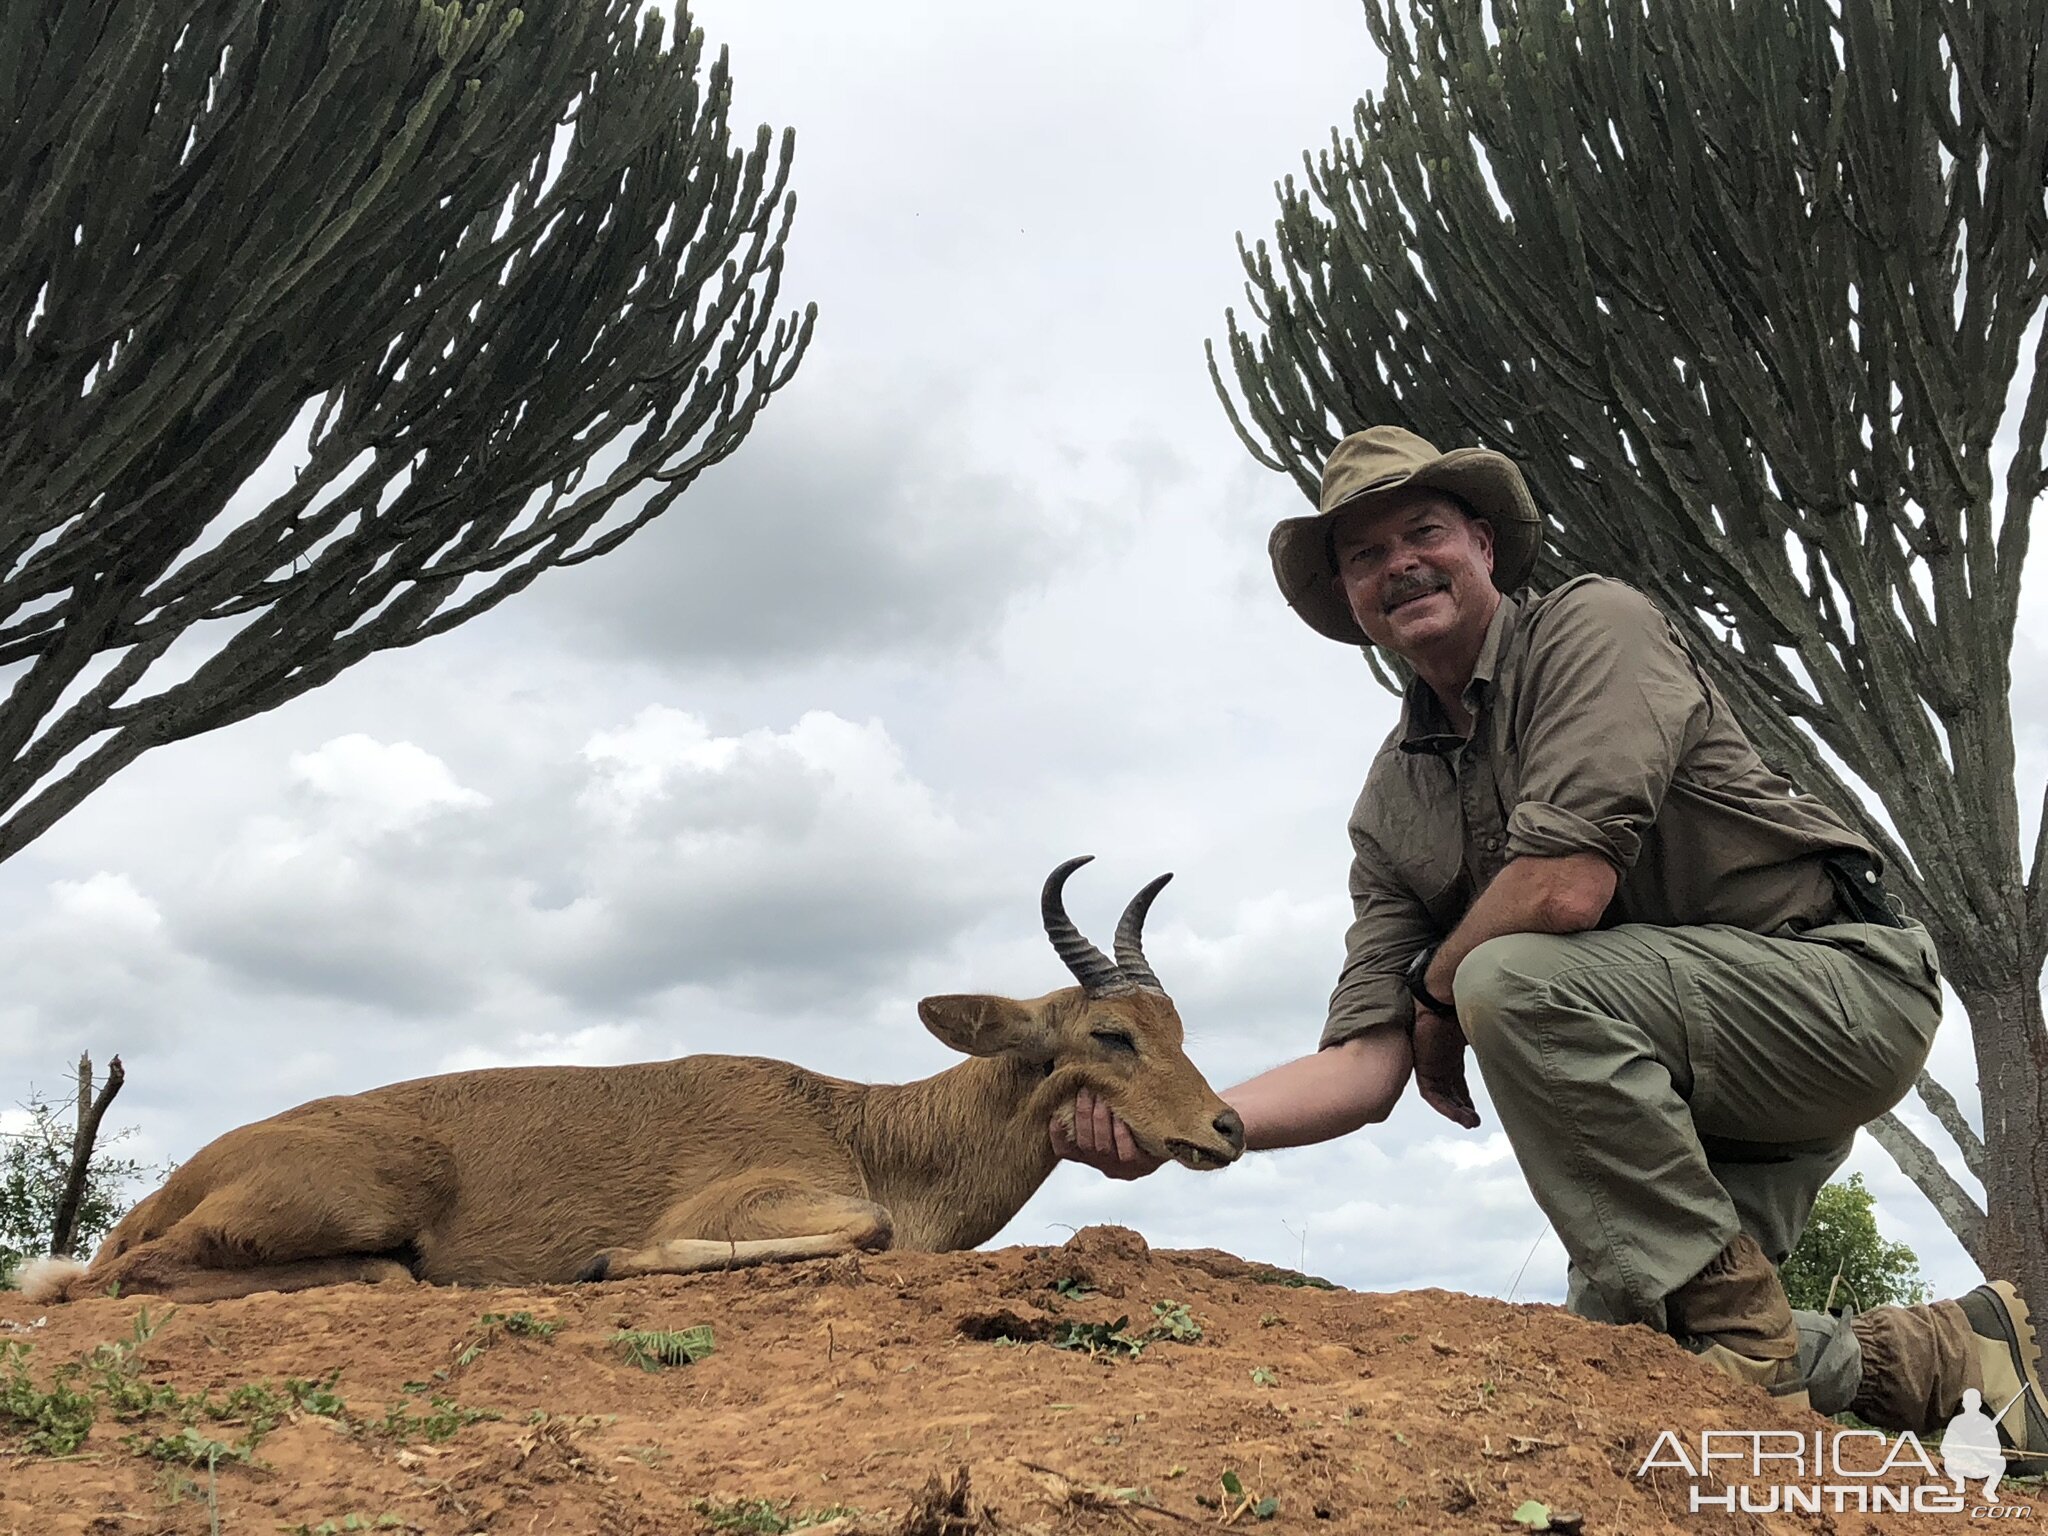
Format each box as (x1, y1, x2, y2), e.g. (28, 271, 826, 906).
(0, 0, 1999, 1307)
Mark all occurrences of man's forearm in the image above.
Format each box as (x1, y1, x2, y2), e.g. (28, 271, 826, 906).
(1225, 1030, 1413, 1151)
(1423, 852, 1616, 1005)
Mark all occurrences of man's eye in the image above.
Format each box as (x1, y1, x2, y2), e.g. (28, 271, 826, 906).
(1091, 1029, 1137, 1054)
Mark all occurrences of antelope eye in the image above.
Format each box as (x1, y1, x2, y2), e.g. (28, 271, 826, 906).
(1091, 1028, 1137, 1054)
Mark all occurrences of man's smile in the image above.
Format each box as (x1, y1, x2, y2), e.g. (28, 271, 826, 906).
(1385, 585, 1448, 615)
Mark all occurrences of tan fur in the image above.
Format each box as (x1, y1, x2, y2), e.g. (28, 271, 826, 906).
(48, 981, 1240, 1303)
(12, 1255, 86, 1302)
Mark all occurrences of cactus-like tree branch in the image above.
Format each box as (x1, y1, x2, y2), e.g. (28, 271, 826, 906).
(0, 0, 814, 861)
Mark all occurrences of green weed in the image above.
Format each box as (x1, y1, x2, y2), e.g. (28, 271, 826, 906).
(693, 1497, 859, 1533)
(1218, 1470, 1278, 1521)
(1049, 1299, 1203, 1359)
(0, 1342, 96, 1454)
(125, 1424, 253, 1466)
(1247, 1266, 1337, 1290)
(479, 1310, 557, 1338)
(369, 1392, 501, 1443)
(611, 1326, 715, 1371)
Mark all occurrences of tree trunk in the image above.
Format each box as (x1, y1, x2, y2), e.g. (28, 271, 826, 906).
(49, 1053, 124, 1259)
(1958, 977, 2048, 1315)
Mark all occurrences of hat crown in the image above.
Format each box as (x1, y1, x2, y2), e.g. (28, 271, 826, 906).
(1319, 426, 1447, 516)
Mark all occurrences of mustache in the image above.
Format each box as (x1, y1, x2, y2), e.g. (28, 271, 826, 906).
(1383, 575, 1449, 612)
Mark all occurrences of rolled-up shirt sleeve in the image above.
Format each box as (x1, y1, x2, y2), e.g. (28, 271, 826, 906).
(1321, 822, 1437, 1049)
(1506, 580, 1710, 873)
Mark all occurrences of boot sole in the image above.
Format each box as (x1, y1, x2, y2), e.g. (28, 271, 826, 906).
(1979, 1281, 2048, 1467)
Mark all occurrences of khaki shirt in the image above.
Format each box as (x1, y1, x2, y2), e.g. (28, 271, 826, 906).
(1321, 576, 1876, 1049)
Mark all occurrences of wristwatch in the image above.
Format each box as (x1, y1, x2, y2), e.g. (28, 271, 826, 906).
(1404, 943, 1457, 1019)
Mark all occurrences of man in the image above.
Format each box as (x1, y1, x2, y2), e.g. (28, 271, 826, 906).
(1056, 425, 2045, 1458)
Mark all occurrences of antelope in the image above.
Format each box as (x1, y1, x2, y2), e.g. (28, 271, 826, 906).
(19, 857, 1243, 1304)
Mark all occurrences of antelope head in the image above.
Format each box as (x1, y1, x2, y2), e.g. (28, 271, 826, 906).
(918, 856, 1245, 1170)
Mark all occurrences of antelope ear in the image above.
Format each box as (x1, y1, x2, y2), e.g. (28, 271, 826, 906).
(917, 995, 1052, 1059)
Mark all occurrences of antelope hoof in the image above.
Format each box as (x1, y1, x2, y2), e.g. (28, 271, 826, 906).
(575, 1251, 613, 1283)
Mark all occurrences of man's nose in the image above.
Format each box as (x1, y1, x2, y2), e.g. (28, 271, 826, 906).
(1383, 542, 1425, 577)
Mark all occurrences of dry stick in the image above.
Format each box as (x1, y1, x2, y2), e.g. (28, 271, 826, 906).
(48, 1054, 125, 1257)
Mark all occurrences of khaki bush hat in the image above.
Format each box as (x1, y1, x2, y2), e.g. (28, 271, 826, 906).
(1268, 425, 1543, 646)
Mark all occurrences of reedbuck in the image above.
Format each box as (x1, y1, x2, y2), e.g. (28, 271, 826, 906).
(22, 857, 1243, 1304)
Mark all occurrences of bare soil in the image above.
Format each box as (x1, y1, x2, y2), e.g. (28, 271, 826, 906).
(0, 1227, 2031, 1535)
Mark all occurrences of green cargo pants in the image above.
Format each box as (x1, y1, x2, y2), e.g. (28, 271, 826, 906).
(1455, 918, 1942, 1414)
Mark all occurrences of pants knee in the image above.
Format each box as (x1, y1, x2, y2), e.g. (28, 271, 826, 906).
(1454, 933, 1565, 1056)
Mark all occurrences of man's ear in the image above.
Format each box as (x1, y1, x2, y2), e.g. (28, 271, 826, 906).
(917, 995, 1053, 1059)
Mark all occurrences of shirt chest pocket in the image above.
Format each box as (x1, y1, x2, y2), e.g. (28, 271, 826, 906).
(1368, 769, 1469, 927)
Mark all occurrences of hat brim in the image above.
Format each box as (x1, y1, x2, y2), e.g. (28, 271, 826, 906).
(1268, 447, 1543, 647)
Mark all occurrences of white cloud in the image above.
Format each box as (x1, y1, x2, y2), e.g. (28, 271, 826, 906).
(288, 734, 491, 833)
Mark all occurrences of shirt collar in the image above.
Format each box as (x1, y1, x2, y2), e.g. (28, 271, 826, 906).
(1395, 591, 1525, 755)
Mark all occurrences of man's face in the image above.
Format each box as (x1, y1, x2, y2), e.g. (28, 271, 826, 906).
(1329, 489, 1498, 659)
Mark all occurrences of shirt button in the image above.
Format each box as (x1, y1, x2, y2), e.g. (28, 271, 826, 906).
(1482, 835, 1502, 852)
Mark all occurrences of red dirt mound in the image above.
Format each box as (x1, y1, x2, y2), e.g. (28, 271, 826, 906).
(0, 1227, 2029, 1534)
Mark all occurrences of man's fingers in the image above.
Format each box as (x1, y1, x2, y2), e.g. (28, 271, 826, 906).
(1049, 1116, 1078, 1156)
(1069, 1087, 1100, 1154)
(1089, 1091, 1118, 1151)
(1111, 1113, 1138, 1164)
(1418, 1083, 1480, 1130)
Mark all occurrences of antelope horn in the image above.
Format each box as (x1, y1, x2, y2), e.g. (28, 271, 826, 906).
(1042, 856, 1131, 996)
(1112, 873, 1172, 993)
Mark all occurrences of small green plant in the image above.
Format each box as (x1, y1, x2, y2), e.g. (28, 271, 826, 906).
(84, 1354, 181, 1420)
(479, 1310, 558, 1338)
(81, 1305, 182, 1417)
(1146, 1300, 1201, 1342)
(1250, 1366, 1277, 1387)
(204, 1380, 291, 1428)
(611, 1326, 715, 1371)
(1247, 1266, 1336, 1290)
(0, 1342, 97, 1454)
(369, 1393, 500, 1444)
(692, 1497, 860, 1533)
(1049, 1276, 1096, 1298)
(125, 1423, 254, 1466)
(1216, 1471, 1277, 1522)
(1050, 1300, 1204, 1359)
(1049, 1316, 1147, 1357)
(455, 1310, 560, 1367)
(286, 1370, 348, 1418)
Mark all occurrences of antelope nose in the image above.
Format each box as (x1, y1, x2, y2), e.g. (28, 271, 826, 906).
(1213, 1108, 1245, 1152)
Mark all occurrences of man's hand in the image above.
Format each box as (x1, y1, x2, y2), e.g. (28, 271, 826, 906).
(1411, 1007, 1480, 1129)
(1049, 1086, 1167, 1180)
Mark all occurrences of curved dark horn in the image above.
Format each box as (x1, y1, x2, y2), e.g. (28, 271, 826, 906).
(1112, 873, 1173, 993)
(1042, 856, 1130, 996)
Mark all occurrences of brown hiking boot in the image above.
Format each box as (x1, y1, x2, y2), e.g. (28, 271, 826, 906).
(1958, 1281, 2047, 1467)
(1851, 1280, 2047, 1462)
(1666, 1234, 1809, 1410)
